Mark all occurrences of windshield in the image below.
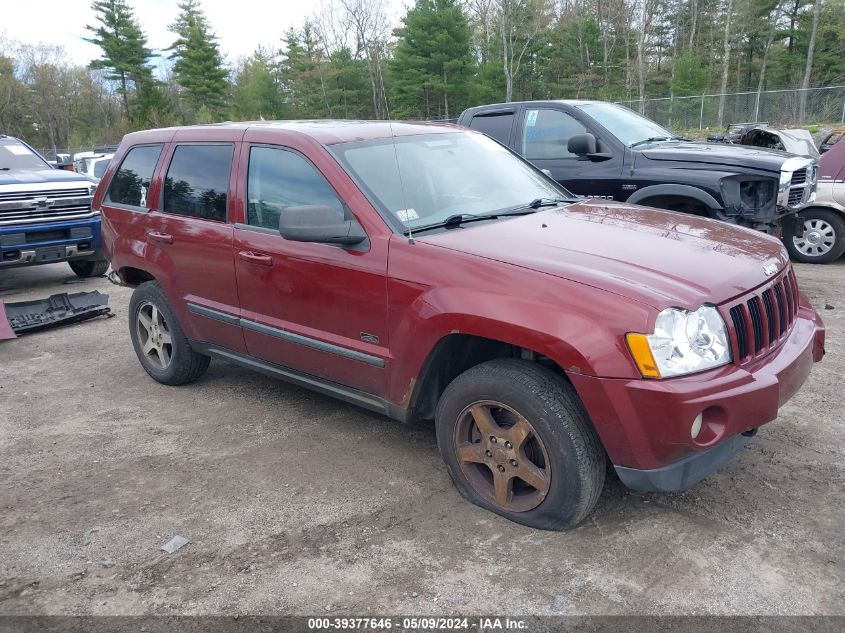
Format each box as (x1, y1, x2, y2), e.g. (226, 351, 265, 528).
(330, 131, 574, 231)
(0, 139, 50, 171)
(93, 158, 111, 179)
(577, 103, 675, 147)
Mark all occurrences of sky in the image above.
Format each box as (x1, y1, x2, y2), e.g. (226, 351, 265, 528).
(2, 0, 403, 72)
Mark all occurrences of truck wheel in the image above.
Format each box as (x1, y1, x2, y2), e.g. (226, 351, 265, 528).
(784, 208, 845, 264)
(435, 359, 605, 531)
(68, 258, 109, 278)
(128, 281, 210, 385)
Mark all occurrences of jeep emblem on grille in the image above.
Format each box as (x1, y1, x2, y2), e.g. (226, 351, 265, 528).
(763, 262, 778, 276)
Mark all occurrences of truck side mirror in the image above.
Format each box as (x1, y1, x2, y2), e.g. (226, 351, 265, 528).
(278, 205, 367, 246)
(568, 133, 613, 162)
(568, 133, 597, 157)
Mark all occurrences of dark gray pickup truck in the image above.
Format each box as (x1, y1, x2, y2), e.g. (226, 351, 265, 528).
(458, 100, 817, 234)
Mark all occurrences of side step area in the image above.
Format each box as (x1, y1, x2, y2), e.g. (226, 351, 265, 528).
(191, 342, 409, 423)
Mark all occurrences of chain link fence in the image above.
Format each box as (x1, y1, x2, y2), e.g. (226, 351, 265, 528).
(616, 86, 845, 132)
(35, 145, 119, 162)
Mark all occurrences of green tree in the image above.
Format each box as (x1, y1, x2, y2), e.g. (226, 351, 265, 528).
(168, 0, 228, 118)
(278, 24, 327, 118)
(84, 0, 153, 116)
(390, 0, 473, 119)
(232, 49, 284, 120)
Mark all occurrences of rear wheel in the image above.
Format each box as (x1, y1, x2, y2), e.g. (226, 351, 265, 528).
(784, 207, 845, 264)
(69, 258, 109, 278)
(128, 281, 210, 385)
(435, 359, 605, 531)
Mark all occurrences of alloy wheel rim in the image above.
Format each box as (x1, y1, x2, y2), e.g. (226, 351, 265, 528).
(453, 401, 551, 512)
(136, 301, 173, 370)
(793, 218, 836, 256)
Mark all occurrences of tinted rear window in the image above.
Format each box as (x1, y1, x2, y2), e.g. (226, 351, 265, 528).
(162, 144, 233, 222)
(468, 113, 514, 145)
(107, 144, 163, 207)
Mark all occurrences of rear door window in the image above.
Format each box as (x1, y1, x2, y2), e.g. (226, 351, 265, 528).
(468, 113, 515, 145)
(162, 144, 234, 222)
(107, 144, 163, 208)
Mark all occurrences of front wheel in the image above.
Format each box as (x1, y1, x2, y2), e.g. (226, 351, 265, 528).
(784, 208, 845, 264)
(435, 359, 606, 531)
(68, 258, 109, 278)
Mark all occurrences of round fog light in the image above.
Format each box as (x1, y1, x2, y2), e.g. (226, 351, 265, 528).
(691, 412, 703, 439)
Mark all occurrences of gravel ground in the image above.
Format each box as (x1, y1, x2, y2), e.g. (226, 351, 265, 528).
(0, 259, 843, 616)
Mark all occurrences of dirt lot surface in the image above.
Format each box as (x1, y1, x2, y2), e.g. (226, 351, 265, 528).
(1, 260, 843, 616)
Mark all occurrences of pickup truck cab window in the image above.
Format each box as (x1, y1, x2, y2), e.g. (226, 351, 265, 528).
(466, 112, 515, 145)
(330, 131, 572, 232)
(247, 146, 344, 230)
(523, 108, 588, 159)
(162, 144, 233, 222)
(107, 144, 163, 208)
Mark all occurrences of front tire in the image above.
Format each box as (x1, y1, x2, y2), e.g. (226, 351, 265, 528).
(128, 281, 210, 385)
(435, 359, 605, 531)
(784, 207, 845, 264)
(69, 258, 109, 278)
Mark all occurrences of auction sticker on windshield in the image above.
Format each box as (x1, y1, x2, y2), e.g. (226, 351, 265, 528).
(3, 144, 31, 155)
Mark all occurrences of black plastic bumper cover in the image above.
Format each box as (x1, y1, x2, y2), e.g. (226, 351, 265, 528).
(1, 291, 111, 338)
(614, 431, 755, 492)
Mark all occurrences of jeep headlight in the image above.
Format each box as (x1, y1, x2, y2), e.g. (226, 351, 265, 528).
(626, 306, 732, 378)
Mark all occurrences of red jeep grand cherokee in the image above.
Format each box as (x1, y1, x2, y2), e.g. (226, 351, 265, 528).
(98, 121, 825, 530)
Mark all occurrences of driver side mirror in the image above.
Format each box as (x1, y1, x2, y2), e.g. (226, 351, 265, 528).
(279, 205, 367, 246)
(568, 133, 613, 162)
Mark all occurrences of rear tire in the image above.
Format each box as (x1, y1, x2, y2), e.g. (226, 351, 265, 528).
(435, 359, 605, 531)
(128, 281, 210, 385)
(784, 207, 845, 264)
(69, 258, 109, 278)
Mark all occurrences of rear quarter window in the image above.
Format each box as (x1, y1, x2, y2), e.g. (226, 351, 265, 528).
(468, 113, 515, 145)
(107, 144, 164, 208)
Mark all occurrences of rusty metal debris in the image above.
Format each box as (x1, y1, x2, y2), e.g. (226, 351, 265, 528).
(0, 291, 111, 339)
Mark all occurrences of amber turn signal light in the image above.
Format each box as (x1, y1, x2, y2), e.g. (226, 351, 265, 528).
(626, 333, 661, 378)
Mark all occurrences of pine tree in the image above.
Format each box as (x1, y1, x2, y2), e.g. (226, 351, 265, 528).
(168, 0, 228, 118)
(84, 0, 153, 116)
(232, 48, 284, 120)
(278, 25, 327, 118)
(390, 0, 473, 119)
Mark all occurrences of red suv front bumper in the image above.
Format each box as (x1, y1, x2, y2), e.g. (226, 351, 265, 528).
(568, 304, 825, 492)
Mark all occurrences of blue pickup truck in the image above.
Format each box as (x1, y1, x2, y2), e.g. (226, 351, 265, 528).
(1, 135, 107, 277)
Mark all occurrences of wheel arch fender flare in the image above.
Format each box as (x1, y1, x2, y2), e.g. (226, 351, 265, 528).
(388, 286, 651, 417)
(799, 202, 845, 216)
(626, 183, 722, 210)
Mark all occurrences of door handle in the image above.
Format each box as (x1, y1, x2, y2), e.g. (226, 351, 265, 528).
(238, 250, 273, 266)
(146, 230, 174, 244)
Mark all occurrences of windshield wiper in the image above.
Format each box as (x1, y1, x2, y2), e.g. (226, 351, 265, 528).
(526, 197, 569, 209)
(406, 209, 539, 235)
(630, 135, 689, 148)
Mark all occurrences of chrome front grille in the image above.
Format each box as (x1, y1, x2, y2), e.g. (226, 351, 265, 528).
(725, 267, 799, 362)
(790, 168, 806, 186)
(0, 187, 94, 225)
(778, 157, 817, 211)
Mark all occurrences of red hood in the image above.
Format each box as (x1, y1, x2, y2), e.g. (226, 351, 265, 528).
(419, 201, 788, 310)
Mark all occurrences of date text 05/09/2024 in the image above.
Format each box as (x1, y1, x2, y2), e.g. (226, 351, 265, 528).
(307, 617, 529, 631)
